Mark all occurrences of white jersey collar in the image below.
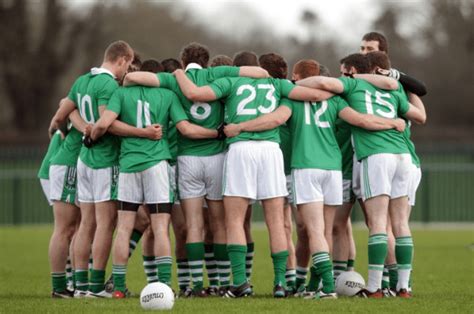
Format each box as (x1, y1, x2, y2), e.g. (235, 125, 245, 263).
(185, 63, 203, 72)
(90, 67, 116, 78)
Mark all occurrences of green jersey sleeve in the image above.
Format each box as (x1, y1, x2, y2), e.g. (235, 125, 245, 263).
(208, 66, 240, 80)
(396, 84, 410, 115)
(169, 94, 189, 124)
(335, 96, 349, 112)
(157, 73, 179, 90)
(106, 89, 123, 116)
(97, 79, 118, 106)
(338, 77, 357, 96)
(279, 79, 296, 98)
(280, 97, 295, 112)
(209, 77, 233, 99)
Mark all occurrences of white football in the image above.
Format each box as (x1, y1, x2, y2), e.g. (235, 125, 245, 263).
(140, 282, 174, 310)
(335, 271, 366, 296)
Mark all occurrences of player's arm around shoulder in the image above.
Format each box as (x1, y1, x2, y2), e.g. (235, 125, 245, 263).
(238, 66, 270, 79)
(353, 74, 398, 90)
(225, 105, 292, 138)
(123, 71, 160, 87)
(48, 97, 76, 137)
(403, 92, 427, 125)
(296, 76, 344, 94)
(174, 69, 218, 102)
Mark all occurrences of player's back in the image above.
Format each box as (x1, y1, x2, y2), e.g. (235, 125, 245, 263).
(282, 95, 346, 171)
(111, 86, 178, 172)
(339, 77, 409, 160)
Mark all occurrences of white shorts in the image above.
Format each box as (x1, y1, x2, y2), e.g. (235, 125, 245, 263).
(408, 164, 422, 206)
(286, 175, 294, 205)
(40, 178, 53, 206)
(177, 153, 225, 201)
(352, 155, 362, 200)
(118, 161, 174, 204)
(49, 165, 78, 205)
(360, 153, 411, 201)
(77, 158, 118, 203)
(223, 141, 287, 200)
(292, 168, 343, 205)
(170, 165, 180, 205)
(342, 179, 355, 203)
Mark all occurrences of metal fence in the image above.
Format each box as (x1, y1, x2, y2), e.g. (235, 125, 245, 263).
(0, 145, 473, 225)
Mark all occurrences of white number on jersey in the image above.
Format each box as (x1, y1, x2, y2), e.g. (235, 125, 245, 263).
(190, 102, 211, 120)
(365, 90, 396, 119)
(137, 100, 151, 128)
(304, 101, 330, 128)
(77, 93, 95, 124)
(236, 84, 277, 115)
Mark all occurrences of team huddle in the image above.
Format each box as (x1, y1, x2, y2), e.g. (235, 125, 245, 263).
(38, 31, 427, 300)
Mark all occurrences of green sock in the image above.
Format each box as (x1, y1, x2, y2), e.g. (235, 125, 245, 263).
(312, 252, 334, 294)
(307, 265, 320, 292)
(347, 259, 355, 271)
(75, 269, 88, 292)
(395, 236, 413, 290)
(177, 258, 190, 290)
(271, 250, 289, 287)
(72, 269, 76, 289)
(388, 264, 398, 290)
(286, 269, 296, 289)
(214, 243, 230, 287)
(186, 242, 205, 291)
(156, 256, 172, 286)
(227, 244, 247, 286)
(89, 269, 106, 293)
(382, 265, 390, 289)
(52, 272, 67, 292)
(332, 260, 347, 280)
(295, 266, 308, 288)
(112, 264, 127, 292)
(246, 242, 254, 280)
(205, 244, 219, 288)
(143, 255, 158, 283)
(367, 233, 388, 292)
(129, 229, 143, 258)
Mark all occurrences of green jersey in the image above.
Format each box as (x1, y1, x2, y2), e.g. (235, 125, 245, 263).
(107, 86, 188, 173)
(209, 77, 296, 145)
(403, 121, 420, 167)
(37, 131, 63, 179)
(339, 77, 409, 161)
(335, 119, 353, 180)
(49, 127, 83, 167)
(157, 64, 239, 156)
(281, 96, 348, 170)
(279, 125, 292, 176)
(68, 68, 120, 169)
(168, 121, 178, 166)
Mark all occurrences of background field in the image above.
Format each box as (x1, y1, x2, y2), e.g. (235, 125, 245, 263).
(1, 226, 473, 313)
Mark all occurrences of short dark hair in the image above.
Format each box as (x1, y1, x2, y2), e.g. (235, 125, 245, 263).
(340, 53, 371, 74)
(180, 42, 209, 68)
(104, 40, 134, 62)
(129, 51, 142, 72)
(161, 58, 182, 73)
(319, 64, 331, 77)
(293, 59, 320, 79)
(366, 51, 391, 71)
(140, 59, 164, 73)
(210, 55, 233, 67)
(259, 53, 287, 79)
(233, 51, 259, 66)
(362, 32, 389, 53)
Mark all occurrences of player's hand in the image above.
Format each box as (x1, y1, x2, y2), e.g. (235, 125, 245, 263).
(376, 68, 391, 76)
(82, 135, 95, 148)
(173, 69, 185, 77)
(224, 123, 242, 138)
(394, 118, 406, 132)
(48, 119, 59, 139)
(144, 124, 162, 140)
(83, 124, 93, 137)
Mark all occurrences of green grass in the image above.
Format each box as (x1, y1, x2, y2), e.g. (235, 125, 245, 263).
(0, 226, 473, 313)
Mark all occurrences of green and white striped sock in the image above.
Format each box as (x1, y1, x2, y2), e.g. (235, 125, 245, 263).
(156, 256, 173, 286)
(333, 260, 347, 280)
(396, 237, 413, 290)
(205, 244, 219, 288)
(177, 259, 191, 290)
(143, 255, 158, 283)
(112, 264, 127, 292)
(367, 233, 388, 293)
(186, 242, 204, 291)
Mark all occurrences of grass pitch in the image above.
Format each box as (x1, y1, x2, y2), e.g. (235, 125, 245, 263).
(0, 226, 473, 313)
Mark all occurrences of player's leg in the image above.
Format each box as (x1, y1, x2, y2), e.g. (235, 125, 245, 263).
(111, 202, 138, 297)
(383, 215, 397, 297)
(332, 202, 353, 280)
(347, 219, 356, 271)
(244, 205, 254, 281)
(49, 201, 80, 297)
(130, 206, 149, 257)
(149, 205, 172, 286)
(141, 226, 159, 284)
(284, 203, 296, 294)
(293, 206, 310, 295)
(203, 205, 219, 294)
(171, 203, 192, 296)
